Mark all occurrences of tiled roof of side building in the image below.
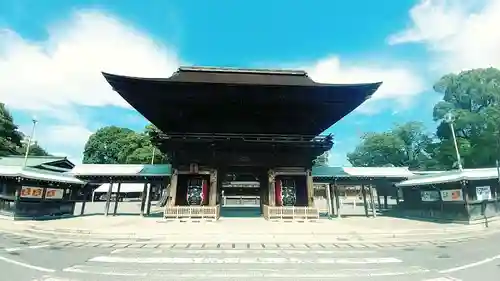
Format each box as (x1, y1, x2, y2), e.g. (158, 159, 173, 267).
(0, 155, 72, 168)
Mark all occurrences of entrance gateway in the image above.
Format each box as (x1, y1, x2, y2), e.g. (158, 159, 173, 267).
(103, 67, 381, 219)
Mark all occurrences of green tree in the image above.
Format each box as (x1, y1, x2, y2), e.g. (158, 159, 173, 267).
(432, 67, 500, 168)
(17, 141, 51, 156)
(313, 151, 329, 167)
(82, 125, 167, 164)
(347, 122, 434, 170)
(0, 103, 24, 156)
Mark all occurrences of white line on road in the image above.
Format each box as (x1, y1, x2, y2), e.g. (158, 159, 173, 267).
(439, 254, 500, 273)
(0, 255, 56, 272)
(110, 249, 377, 254)
(89, 256, 402, 264)
(5, 244, 51, 252)
(63, 265, 429, 278)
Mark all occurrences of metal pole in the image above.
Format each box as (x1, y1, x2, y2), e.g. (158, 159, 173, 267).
(151, 148, 156, 165)
(325, 183, 333, 218)
(448, 121, 463, 171)
(23, 118, 38, 168)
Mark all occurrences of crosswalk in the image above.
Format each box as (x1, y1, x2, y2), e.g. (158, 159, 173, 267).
(57, 247, 433, 280)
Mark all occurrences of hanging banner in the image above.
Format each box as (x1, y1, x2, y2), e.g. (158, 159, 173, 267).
(440, 189, 463, 202)
(420, 190, 440, 202)
(45, 188, 64, 200)
(476, 186, 492, 201)
(20, 186, 43, 199)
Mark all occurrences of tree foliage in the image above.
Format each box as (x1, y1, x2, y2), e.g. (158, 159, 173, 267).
(348, 68, 500, 170)
(82, 125, 167, 164)
(0, 103, 50, 157)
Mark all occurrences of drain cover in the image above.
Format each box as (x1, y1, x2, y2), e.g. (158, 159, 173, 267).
(437, 245, 447, 248)
(403, 248, 415, 251)
(437, 254, 451, 259)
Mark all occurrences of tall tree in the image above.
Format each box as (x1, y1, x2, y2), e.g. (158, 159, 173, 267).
(17, 142, 51, 156)
(347, 122, 434, 170)
(432, 68, 500, 168)
(313, 151, 329, 167)
(82, 125, 167, 164)
(0, 103, 25, 156)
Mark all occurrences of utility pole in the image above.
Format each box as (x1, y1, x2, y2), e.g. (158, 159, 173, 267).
(445, 112, 463, 171)
(23, 117, 38, 168)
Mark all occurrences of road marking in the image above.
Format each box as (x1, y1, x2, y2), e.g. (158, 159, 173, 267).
(109, 248, 376, 254)
(63, 265, 428, 278)
(439, 254, 500, 273)
(89, 256, 402, 264)
(5, 244, 51, 252)
(0, 255, 56, 272)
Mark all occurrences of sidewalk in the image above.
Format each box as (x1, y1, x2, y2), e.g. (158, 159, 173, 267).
(1, 215, 499, 244)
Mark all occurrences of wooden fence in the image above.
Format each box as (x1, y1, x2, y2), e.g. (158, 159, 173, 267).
(164, 205, 220, 221)
(263, 205, 319, 221)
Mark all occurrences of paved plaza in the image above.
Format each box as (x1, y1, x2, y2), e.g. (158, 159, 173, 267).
(1, 231, 500, 280)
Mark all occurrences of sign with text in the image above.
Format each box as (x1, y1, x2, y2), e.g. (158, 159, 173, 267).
(45, 188, 64, 200)
(440, 189, 463, 202)
(20, 186, 43, 199)
(420, 190, 440, 202)
(476, 186, 492, 201)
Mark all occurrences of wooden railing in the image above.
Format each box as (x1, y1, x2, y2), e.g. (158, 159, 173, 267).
(263, 205, 319, 221)
(164, 205, 220, 221)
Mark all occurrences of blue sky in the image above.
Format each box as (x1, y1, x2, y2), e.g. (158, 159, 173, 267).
(0, 0, 498, 164)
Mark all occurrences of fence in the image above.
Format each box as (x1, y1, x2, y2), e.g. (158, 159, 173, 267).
(263, 205, 319, 221)
(164, 205, 220, 221)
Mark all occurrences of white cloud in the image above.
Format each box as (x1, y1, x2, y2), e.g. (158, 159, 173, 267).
(0, 10, 180, 162)
(388, 0, 500, 72)
(0, 10, 180, 112)
(306, 56, 426, 113)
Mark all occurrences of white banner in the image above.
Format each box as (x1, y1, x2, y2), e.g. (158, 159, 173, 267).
(20, 186, 43, 199)
(440, 189, 463, 202)
(420, 190, 440, 202)
(45, 188, 64, 200)
(476, 186, 492, 201)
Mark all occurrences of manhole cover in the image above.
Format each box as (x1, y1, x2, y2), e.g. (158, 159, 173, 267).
(8, 252, 20, 256)
(403, 248, 415, 251)
(19, 241, 29, 245)
(437, 245, 447, 248)
(337, 238, 348, 241)
(49, 246, 61, 250)
(437, 254, 451, 259)
(136, 239, 150, 242)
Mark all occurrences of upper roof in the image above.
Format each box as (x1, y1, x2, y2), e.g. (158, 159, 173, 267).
(396, 168, 499, 187)
(103, 67, 382, 135)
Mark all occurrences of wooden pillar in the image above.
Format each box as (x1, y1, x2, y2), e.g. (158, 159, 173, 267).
(113, 183, 121, 216)
(140, 183, 147, 216)
(268, 169, 275, 206)
(168, 170, 178, 206)
(307, 169, 314, 207)
(80, 184, 90, 216)
(369, 185, 376, 218)
(376, 188, 382, 210)
(209, 169, 218, 206)
(104, 181, 113, 216)
(384, 195, 388, 209)
(325, 183, 333, 217)
(361, 184, 369, 217)
(145, 183, 152, 216)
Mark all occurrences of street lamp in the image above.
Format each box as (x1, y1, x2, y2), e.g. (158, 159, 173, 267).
(150, 147, 156, 165)
(23, 117, 38, 168)
(444, 112, 463, 171)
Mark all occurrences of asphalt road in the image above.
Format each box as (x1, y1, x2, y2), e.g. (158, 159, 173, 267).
(0, 231, 499, 280)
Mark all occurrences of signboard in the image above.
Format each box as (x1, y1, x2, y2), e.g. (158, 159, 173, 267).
(421, 190, 440, 202)
(45, 188, 64, 200)
(20, 187, 43, 199)
(476, 186, 492, 201)
(440, 189, 463, 202)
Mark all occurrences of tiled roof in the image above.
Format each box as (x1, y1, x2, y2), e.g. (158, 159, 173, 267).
(396, 168, 499, 187)
(69, 164, 172, 177)
(0, 156, 71, 168)
(0, 165, 85, 184)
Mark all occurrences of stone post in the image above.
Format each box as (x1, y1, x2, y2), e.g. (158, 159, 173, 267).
(268, 169, 276, 206)
(307, 169, 314, 207)
(209, 169, 218, 206)
(167, 170, 178, 206)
